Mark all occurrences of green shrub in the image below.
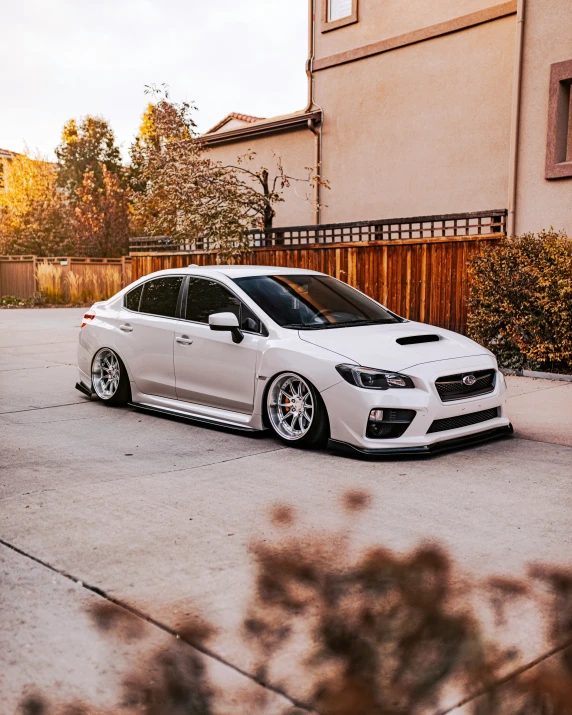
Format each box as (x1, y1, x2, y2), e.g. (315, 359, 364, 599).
(468, 229, 572, 373)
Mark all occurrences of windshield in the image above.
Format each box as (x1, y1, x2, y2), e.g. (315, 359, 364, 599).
(233, 274, 403, 329)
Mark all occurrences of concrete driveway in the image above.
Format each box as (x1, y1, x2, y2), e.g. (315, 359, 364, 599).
(1, 308, 571, 713)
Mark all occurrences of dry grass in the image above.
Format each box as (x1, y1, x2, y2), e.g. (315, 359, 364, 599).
(35, 263, 65, 303)
(36, 264, 124, 304)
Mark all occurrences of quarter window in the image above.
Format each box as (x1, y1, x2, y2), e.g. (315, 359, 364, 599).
(125, 284, 143, 312)
(186, 278, 262, 333)
(139, 277, 183, 318)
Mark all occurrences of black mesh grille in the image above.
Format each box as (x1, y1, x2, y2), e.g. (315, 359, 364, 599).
(435, 369, 496, 402)
(427, 407, 499, 434)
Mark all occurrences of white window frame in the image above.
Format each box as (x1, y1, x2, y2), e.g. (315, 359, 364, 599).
(322, 0, 358, 33)
(328, 0, 352, 22)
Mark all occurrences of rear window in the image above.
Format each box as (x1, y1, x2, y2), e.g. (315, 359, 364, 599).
(139, 277, 183, 318)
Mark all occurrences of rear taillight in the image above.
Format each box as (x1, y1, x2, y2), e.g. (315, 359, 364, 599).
(81, 311, 96, 328)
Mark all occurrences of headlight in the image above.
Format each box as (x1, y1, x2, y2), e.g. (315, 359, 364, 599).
(336, 364, 414, 390)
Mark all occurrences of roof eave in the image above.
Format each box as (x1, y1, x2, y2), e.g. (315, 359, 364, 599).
(199, 110, 322, 146)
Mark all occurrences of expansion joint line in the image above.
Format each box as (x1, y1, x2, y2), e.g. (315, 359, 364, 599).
(436, 637, 572, 714)
(0, 537, 315, 714)
(5, 536, 569, 714)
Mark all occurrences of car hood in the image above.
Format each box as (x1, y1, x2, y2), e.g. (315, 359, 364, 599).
(298, 321, 490, 372)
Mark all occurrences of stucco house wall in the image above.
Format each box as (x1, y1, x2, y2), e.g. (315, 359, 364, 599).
(201, 0, 571, 236)
(315, 0, 510, 57)
(314, 13, 515, 223)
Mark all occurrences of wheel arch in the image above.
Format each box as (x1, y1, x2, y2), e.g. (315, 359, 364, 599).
(90, 343, 134, 382)
(260, 369, 331, 436)
(91, 346, 132, 404)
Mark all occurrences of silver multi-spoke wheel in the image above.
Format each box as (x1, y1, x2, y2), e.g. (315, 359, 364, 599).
(268, 373, 315, 441)
(92, 348, 121, 400)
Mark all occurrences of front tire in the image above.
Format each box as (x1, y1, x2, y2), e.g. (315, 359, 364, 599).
(92, 348, 131, 406)
(266, 372, 329, 448)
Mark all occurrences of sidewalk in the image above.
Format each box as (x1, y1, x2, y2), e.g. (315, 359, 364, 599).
(506, 375, 572, 448)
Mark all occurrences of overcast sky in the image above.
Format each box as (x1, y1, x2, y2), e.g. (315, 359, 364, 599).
(1, 0, 308, 159)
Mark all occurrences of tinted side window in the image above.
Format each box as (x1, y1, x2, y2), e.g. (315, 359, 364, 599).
(139, 277, 183, 318)
(185, 278, 261, 333)
(186, 278, 240, 323)
(125, 284, 143, 312)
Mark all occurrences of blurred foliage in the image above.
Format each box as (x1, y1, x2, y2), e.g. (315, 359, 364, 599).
(468, 230, 572, 372)
(17, 492, 572, 715)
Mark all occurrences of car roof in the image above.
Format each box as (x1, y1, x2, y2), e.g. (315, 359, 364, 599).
(146, 265, 324, 279)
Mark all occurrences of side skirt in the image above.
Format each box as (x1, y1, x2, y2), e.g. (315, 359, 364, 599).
(75, 381, 93, 398)
(129, 401, 265, 433)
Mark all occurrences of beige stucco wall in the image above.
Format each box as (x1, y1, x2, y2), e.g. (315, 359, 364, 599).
(315, 0, 509, 59)
(205, 128, 316, 228)
(315, 15, 515, 223)
(515, 0, 572, 235)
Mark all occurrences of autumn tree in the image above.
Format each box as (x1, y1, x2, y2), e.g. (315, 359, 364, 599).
(128, 102, 163, 194)
(73, 166, 131, 257)
(131, 87, 328, 258)
(52, 114, 132, 256)
(0, 150, 74, 256)
(231, 150, 329, 231)
(130, 87, 255, 257)
(55, 115, 124, 198)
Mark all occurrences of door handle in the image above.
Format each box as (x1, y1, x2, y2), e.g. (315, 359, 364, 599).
(176, 335, 193, 345)
(119, 324, 133, 332)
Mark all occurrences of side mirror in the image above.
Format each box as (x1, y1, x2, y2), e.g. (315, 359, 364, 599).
(208, 312, 244, 344)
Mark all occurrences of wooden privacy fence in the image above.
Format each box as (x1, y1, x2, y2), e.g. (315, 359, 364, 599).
(0, 256, 132, 302)
(131, 234, 502, 335)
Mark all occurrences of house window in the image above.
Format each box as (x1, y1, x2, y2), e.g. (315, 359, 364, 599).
(545, 59, 572, 179)
(322, 0, 358, 32)
(566, 88, 572, 162)
(328, 0, 352, 21)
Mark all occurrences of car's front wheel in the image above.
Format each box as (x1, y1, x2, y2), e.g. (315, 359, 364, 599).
(92, 348, 131, 406)
(266, 372, 329, 448)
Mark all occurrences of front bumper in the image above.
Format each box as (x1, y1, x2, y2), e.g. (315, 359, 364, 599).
(321, 355, 511, 453)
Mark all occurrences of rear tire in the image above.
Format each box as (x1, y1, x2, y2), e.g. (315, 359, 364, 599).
(266, 372, 329, 448)
(91, 348, 131, 406)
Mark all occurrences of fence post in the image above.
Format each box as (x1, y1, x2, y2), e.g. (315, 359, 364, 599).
(32, 255, 38, 296)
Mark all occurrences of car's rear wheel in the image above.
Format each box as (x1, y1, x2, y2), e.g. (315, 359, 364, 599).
(266, 372, 329, 448)
(92, 348, 131, 406)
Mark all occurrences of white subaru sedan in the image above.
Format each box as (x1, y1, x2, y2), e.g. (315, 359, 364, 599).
(76, 266, 512, 455)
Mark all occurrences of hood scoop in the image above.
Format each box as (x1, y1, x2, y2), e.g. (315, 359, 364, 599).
(396, 334, 441, 346)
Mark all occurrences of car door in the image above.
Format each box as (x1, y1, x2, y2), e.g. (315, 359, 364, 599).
(174, 277, 262, 413)
(115, 276, 184, 399)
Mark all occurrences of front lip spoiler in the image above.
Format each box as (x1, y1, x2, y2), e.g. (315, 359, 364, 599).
(330, 424, 514, 457)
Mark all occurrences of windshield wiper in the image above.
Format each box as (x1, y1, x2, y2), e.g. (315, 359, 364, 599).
(282, 318, 399, 330)
(315, 319, 400, 329)
(281, 322, 327, 330)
